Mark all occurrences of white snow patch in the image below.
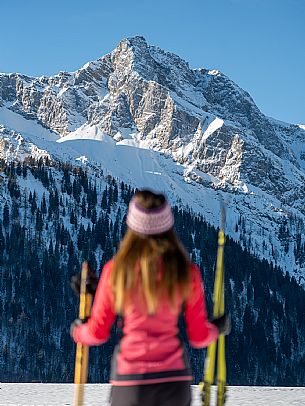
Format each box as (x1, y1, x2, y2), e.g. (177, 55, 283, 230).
(208, 69, 220, 76)
(144, 170, 162, 175)
(202, 117, 224, 141)
(0, 107, 59, 142)
(57, 124, 114, 144)
(75, 155, 89, 164)
(116, 138, 139, 148)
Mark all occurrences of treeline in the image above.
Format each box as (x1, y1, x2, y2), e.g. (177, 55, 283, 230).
(0, 158, 305, 385)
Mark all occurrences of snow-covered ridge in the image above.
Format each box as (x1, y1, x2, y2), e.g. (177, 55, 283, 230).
(0, 36, 305, 282)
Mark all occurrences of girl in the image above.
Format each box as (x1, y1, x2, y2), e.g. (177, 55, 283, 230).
(71, 190, 229, 406)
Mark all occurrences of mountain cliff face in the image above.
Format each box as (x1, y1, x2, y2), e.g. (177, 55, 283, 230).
(0, 36, 305, 280)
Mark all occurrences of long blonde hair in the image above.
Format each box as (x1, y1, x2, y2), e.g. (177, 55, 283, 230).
(111, 190, 191, 315)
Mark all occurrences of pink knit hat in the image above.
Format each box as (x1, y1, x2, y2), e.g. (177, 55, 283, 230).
(126, 196, 174, 235)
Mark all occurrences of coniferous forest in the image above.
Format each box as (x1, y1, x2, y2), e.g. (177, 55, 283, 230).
(1, 157, 305, 385)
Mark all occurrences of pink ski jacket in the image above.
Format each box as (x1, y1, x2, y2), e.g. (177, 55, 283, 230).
(73, 259, 218, 386)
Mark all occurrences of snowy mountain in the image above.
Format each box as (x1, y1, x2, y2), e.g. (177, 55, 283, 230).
(1, 36, 305, 282)
(2, 38, 305, 385)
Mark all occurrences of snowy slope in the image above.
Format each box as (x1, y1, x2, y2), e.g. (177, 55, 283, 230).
(0, 108, 304, 282)
(1, 36, 305, 282)
(1, 384, 305, 406)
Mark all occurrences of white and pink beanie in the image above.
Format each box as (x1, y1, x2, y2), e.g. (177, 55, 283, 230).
(126, 197, 174, 235)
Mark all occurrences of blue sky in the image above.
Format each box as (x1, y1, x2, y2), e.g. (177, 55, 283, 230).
(0, 0, 304, 124)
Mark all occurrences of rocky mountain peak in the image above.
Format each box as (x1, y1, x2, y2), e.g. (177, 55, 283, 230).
(118, 35, 149, 53)
(110, 36, 152, 80)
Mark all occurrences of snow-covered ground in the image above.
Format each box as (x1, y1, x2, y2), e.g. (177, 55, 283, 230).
(1, 384, 305, 405)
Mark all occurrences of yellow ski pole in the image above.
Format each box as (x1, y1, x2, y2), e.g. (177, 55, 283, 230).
(201, 250, 222, 406)
(216, 229, 227, 406)
(201, 203, 227, 405)
(74, 261, 93, 406)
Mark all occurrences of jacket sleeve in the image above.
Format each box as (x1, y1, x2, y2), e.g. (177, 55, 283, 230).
(72, 260, 116, 346)
(184, 264, 218, 348)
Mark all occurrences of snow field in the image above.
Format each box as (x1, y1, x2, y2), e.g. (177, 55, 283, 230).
(1, 384, 305, 405)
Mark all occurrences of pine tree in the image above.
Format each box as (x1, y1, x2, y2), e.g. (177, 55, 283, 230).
(41, 194, 47, 215)
(70, 209, 76, 225)
(3, 203, 10, 228)
(81, 197, 87, 217)
(36, 209, 43, 232)
(101, 187, 108, 210)
(91, 207, 97, 224)
(12, 199, 19, 224)
(31, 191, 37, 215)
(0, 222, 5, 264)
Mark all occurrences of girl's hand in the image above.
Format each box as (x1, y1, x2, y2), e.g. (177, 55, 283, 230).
(70, 269, 99, 296)
(70, 318, 84, 338)
(210, 314, 231, 336)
